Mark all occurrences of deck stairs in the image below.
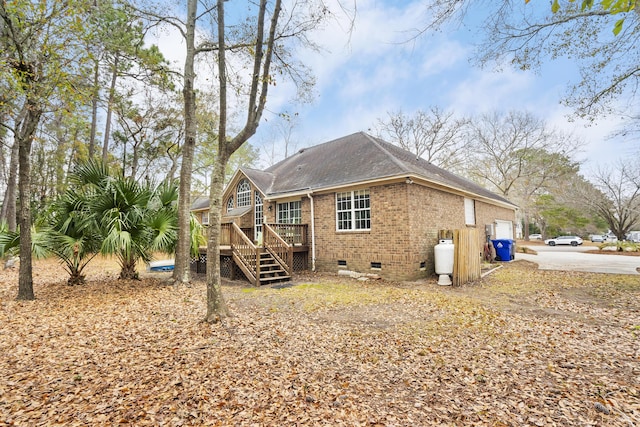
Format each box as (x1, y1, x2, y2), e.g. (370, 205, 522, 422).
(257, 251, 291, 285)
(230, 222, 292, 286)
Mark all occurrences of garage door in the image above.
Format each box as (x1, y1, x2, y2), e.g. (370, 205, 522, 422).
(495, 220, 513, 239)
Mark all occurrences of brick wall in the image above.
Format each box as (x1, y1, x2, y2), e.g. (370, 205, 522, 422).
(309, 182, 516, 281)
(312, 183, 415, 281)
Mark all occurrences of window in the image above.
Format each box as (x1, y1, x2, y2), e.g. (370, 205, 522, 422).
(464, 198, 476, 226)
(236, 180, 251, 207)
(336, 189, 370, 231)
(201, 211, 209, 225)
(254, 192, 263, 240)
(277, 200, 301, 224)
(226, 196, 234, 212)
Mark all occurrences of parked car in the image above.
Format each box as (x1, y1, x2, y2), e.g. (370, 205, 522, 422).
(529, 233, 542, 240)
(626, 231, 640, 243)
(590, 234, 604, 242)
(544, 236, 583, 246)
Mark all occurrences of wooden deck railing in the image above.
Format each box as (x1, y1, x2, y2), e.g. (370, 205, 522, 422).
(263, 224, 293, 277)
(220, 223, 231, 246)
(267, 223, 308, 246)
(230, 223, 258, 283)
(215, 223, 253, 246)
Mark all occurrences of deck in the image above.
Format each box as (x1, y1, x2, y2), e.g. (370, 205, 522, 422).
(195, 223, 309, 285)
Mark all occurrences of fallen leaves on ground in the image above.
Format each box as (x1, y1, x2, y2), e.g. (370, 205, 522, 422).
(0, 258, 638, 426)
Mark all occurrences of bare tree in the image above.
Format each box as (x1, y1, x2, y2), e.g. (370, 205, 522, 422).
(374, 107, 469, 170)
(137, 0, 327, 291)
(583, 160, 640, 241)
(464, 110, 581, 239)
(260, 111, 303, 166)
(205, 0, 329, 322)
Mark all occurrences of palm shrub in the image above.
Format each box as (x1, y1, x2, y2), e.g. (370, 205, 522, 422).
(46, 190, 102, 285)
(72, 160, 186, 280)
(1, 160, 203, 283)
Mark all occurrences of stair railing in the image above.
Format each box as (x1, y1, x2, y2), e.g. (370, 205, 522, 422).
(230, 222, 258, 284)
(263, 223, 293, 276)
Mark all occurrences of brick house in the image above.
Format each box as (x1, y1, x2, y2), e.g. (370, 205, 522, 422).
(192, 132, 517, 283)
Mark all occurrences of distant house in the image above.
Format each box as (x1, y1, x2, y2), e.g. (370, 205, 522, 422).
(192, 132, 517, 284)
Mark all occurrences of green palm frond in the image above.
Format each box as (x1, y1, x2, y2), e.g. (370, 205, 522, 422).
(189, 213, 206, 257)
(70, 158, 111, 187)
(147, 209, 178, 254)
(155, 179, 179, 208)
(0, 229, 20, 257)
(0, 225, 52, 259)
(30, 226, 52, 260)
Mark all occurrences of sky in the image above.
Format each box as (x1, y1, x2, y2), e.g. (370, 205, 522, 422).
(154, 0, 636, 174)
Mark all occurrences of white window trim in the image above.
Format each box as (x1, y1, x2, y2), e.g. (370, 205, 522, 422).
(201, 211, 209, 225)
(336, 189, 371, 231)
(464, 198, 476, 226)
(254, 192, 263, 241)
(277, 200, 301, 224)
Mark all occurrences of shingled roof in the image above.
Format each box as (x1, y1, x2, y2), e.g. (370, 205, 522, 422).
(240, 132, 515, 208)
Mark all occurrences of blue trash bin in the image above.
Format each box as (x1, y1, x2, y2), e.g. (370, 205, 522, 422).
(491, 239, 515, 262)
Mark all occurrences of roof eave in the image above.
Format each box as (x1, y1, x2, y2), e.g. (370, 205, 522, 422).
(264, 173, 517, 210)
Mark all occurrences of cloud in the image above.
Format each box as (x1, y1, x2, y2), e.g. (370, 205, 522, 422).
(447, 68, 537, 115)
(147, 0, 634, 171)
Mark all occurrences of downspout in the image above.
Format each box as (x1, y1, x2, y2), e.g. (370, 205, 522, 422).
(307, 192, 316, 271)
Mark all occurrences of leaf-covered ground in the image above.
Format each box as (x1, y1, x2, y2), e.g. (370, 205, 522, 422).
(0, 259, 638, 426)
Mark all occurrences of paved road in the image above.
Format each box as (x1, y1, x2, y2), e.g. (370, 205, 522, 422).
(515, 245, 640, 275)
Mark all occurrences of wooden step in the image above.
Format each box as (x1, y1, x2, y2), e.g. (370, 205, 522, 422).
(259, 275, 291, 284)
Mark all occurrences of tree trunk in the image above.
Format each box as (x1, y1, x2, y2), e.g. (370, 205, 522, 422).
(522, 209, 530, 240)
(205, 155, 229, 322)
(68, 271, 86, 286)
(130, 139, 140, 180)
(102, 57, 118, 163)
(89, 60, 99, 158)
(172, 0, 197, 286)
(54, 117, 69, 198)
(17, 100, 42, 301)
(202, 0, 281, 322)
(118, 255, 139, 280)
(1, 134, 19, 231)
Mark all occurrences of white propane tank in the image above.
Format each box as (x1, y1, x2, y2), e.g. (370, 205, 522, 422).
(434, 239, 454, 286)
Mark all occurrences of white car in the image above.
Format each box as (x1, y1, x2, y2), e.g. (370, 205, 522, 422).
(529, 233, 542, 240)
(544, 236, 583, 246)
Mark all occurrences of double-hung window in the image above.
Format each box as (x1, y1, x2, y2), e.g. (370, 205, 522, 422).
(277, 201, 301, 224)
(336, 189, 370, 231)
